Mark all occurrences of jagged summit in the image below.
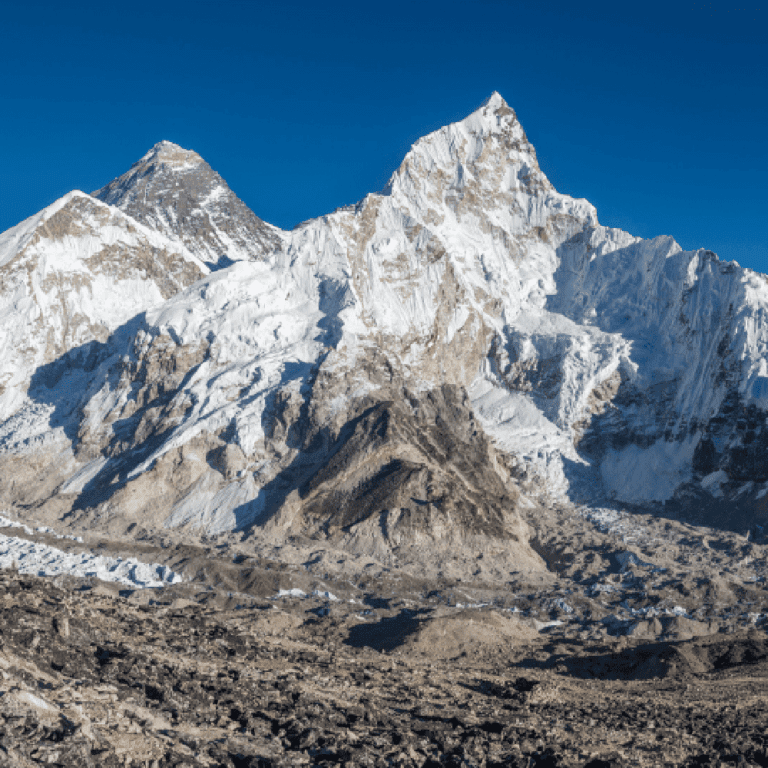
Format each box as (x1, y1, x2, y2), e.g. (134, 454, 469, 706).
(93, 141, 284, 269)
(136, 140, 204, 169)
(483, 90, 507, 107)
(475, 90, 520, 128)
(383, 90, 557, 216)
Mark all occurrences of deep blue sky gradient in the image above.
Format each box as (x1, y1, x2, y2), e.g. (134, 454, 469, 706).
(2, 1, 766, 270)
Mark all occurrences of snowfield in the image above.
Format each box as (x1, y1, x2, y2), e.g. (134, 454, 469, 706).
(0, 514, 181, 588)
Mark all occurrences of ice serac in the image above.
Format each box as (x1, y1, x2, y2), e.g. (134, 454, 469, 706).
(2, 92, 768, 571)
(92, 141, 285, 269)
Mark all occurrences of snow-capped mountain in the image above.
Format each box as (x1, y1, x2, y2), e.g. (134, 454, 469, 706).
(0, 190, 207, 438)
(93, 140, 284, 270)
(2, 92, 767, 565)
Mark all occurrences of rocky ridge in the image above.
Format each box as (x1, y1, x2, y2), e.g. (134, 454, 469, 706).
(93, 141, 285, 270)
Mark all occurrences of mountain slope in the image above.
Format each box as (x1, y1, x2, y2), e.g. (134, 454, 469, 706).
(2, 92, 768, 571)
(0, 189, 211, 517)
(0, 189, 207, 431)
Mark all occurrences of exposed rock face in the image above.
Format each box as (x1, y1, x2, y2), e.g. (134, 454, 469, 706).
(2, 91, 768, 564)
(93, 140, 284, 269)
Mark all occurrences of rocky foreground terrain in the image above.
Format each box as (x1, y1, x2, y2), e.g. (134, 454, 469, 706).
(2, 497, 768, 768)
(2, 571, 768, 768)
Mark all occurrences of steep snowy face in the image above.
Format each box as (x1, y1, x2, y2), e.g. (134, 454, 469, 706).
(550, 229, 768, 507)
(0, 191, 207, 429)
(93, 141, 285, 269)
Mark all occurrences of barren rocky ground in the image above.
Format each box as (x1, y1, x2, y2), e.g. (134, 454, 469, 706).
(2, 496, 768, 768)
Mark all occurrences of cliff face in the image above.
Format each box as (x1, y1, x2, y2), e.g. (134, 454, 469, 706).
(1, 92, 767, 569)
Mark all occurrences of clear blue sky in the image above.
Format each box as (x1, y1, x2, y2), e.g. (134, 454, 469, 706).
(2, 1, 766, 271)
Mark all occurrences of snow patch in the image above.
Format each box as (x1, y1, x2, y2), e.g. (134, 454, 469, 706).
(274, 588, 306, 599)
(0, 533, 181, 587)
(701, 469, 729, 497)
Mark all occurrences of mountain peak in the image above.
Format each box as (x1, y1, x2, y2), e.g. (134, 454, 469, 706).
(482, 91, 508, 110)
(382, 89, 553, 208)
(137, 140, 203, 171)
(471, 90, 518, 133)
(92, 140, 283, 269)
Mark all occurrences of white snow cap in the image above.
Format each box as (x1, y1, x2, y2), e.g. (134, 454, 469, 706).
(483, 91, 508, 108)
(137, 140, 203, 168)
